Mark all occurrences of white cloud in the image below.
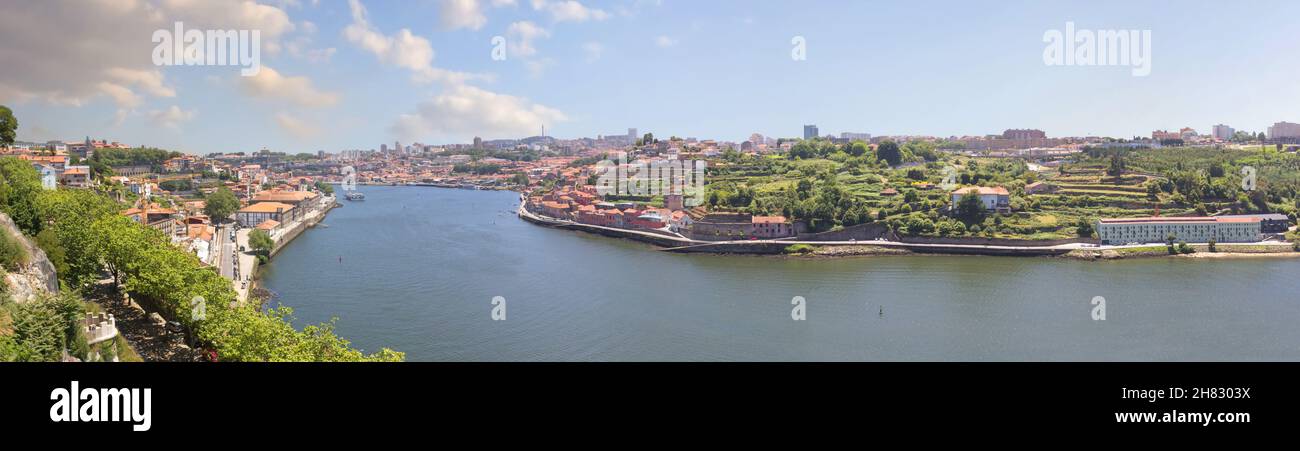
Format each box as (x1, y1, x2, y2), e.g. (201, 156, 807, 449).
(524, 58, 555, 78)
(655, 35, 678, 47)
(239, 66, 339, 107)
(507, 21, 550, 57)
(491, 0, 518, 6)
(275, 112, 320, 139)
(344, 0, 478, 84)
(392, 84, 566, 141)
(0, 0, 294, 112)
(149, 105, 197, 129)
(438, 0, 487, 31)
(582, 41, 604, 62)
(530, 0, 608, 23)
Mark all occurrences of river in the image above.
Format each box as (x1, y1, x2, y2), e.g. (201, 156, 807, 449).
(259, 186, 1300, 361)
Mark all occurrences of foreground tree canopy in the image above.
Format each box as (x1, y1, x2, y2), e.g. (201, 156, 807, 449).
(0, 156, 402, 362)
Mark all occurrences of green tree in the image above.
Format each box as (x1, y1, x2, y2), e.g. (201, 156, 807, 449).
(0, 157, 44, 234)
(954, 191, 985, 223)
(0, 105, 16, 147)
(34, 189, 121, 288)
(204, 187, 239, 222)
(1075, 218, 1095, 238)
(875, 140, 903, 166)
(847, 141, 869, 157)
(93, 215, 158, 290)
(314, 179, 334, 195)
(249, 229, 274, 256)
(1107, 153, 1126, 178)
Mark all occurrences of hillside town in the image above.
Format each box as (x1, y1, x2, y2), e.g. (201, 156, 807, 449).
(8, 120, 1300, 256)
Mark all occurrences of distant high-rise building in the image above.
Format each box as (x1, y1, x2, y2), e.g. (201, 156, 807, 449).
(1267, 121, 1300, 140)
(628, 128, 637, 141)
(473, 136, 483, 148)
(380, 143, 388, 153)
(803, 125, 819, 139)
(1212, 124, 1235, 141)
(1001, 129, 1046, 140)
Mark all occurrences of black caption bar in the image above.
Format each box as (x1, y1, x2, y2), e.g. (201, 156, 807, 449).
(2, 363, 1294, 437)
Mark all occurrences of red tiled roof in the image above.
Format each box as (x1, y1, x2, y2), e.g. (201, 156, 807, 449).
(1098, 216, 1261, 224)
(952, 186, 1009, 196)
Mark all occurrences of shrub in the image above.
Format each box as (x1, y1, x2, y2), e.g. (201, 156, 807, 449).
(784, 244, 816, 254)
(0, 230, 27, 271)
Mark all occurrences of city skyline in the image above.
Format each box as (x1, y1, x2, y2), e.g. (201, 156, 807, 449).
(4, 0, 1300, 154)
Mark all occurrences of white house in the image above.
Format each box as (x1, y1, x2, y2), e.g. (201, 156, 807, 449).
(951, 186, 1011, 214)
(37, 165, 59, 190)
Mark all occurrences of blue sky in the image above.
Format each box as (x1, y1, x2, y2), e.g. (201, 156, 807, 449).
(4, 0, 1300, 155)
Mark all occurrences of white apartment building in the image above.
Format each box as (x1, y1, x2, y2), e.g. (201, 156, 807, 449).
(1096, 216, 1263, 245)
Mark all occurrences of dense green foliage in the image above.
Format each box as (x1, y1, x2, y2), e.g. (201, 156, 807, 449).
(0, 105, 16, 146)
(249, 229, 274, 255)
(0, 159, 401, 361)
(314, 179, 334, 195)
(204, 187, 239, 221)
(453, 162, 502, 175)
(0, 157, 45, 234)
(0, 291, 87, 362)
(159, 179, 193, 192)
(91, 147, 180, 169)
(0, 229, 27, 271)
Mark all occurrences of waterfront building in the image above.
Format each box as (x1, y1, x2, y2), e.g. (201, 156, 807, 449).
(252, 190, 324, 211)
(688, 212, 795, 240)
(950, 186, 1010, 213)
(255, 219, 282, 235)
(668, 210, 693, 233)
(236, 202, 297, 227)
(752, 216, 794, 238)
(1096, 216, 1263, 245)
(1217, 213, 1291, 234)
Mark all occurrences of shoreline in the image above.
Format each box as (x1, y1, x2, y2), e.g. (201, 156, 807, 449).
(516, 193, 1298, 261)
(330, 185, 1300, 261)
(246, 198, 338, 303)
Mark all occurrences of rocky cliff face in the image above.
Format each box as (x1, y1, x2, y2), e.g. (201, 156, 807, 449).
(0, 212, 59, 303)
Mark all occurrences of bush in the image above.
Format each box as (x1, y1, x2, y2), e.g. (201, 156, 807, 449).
(784, 244, 816, 254)
(0, 230, 27, 271)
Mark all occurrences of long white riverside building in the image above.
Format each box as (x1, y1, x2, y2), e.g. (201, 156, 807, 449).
(1097, 216, 1263, 245)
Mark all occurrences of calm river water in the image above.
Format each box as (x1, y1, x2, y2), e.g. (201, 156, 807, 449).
(259, 186, 1300, 361)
